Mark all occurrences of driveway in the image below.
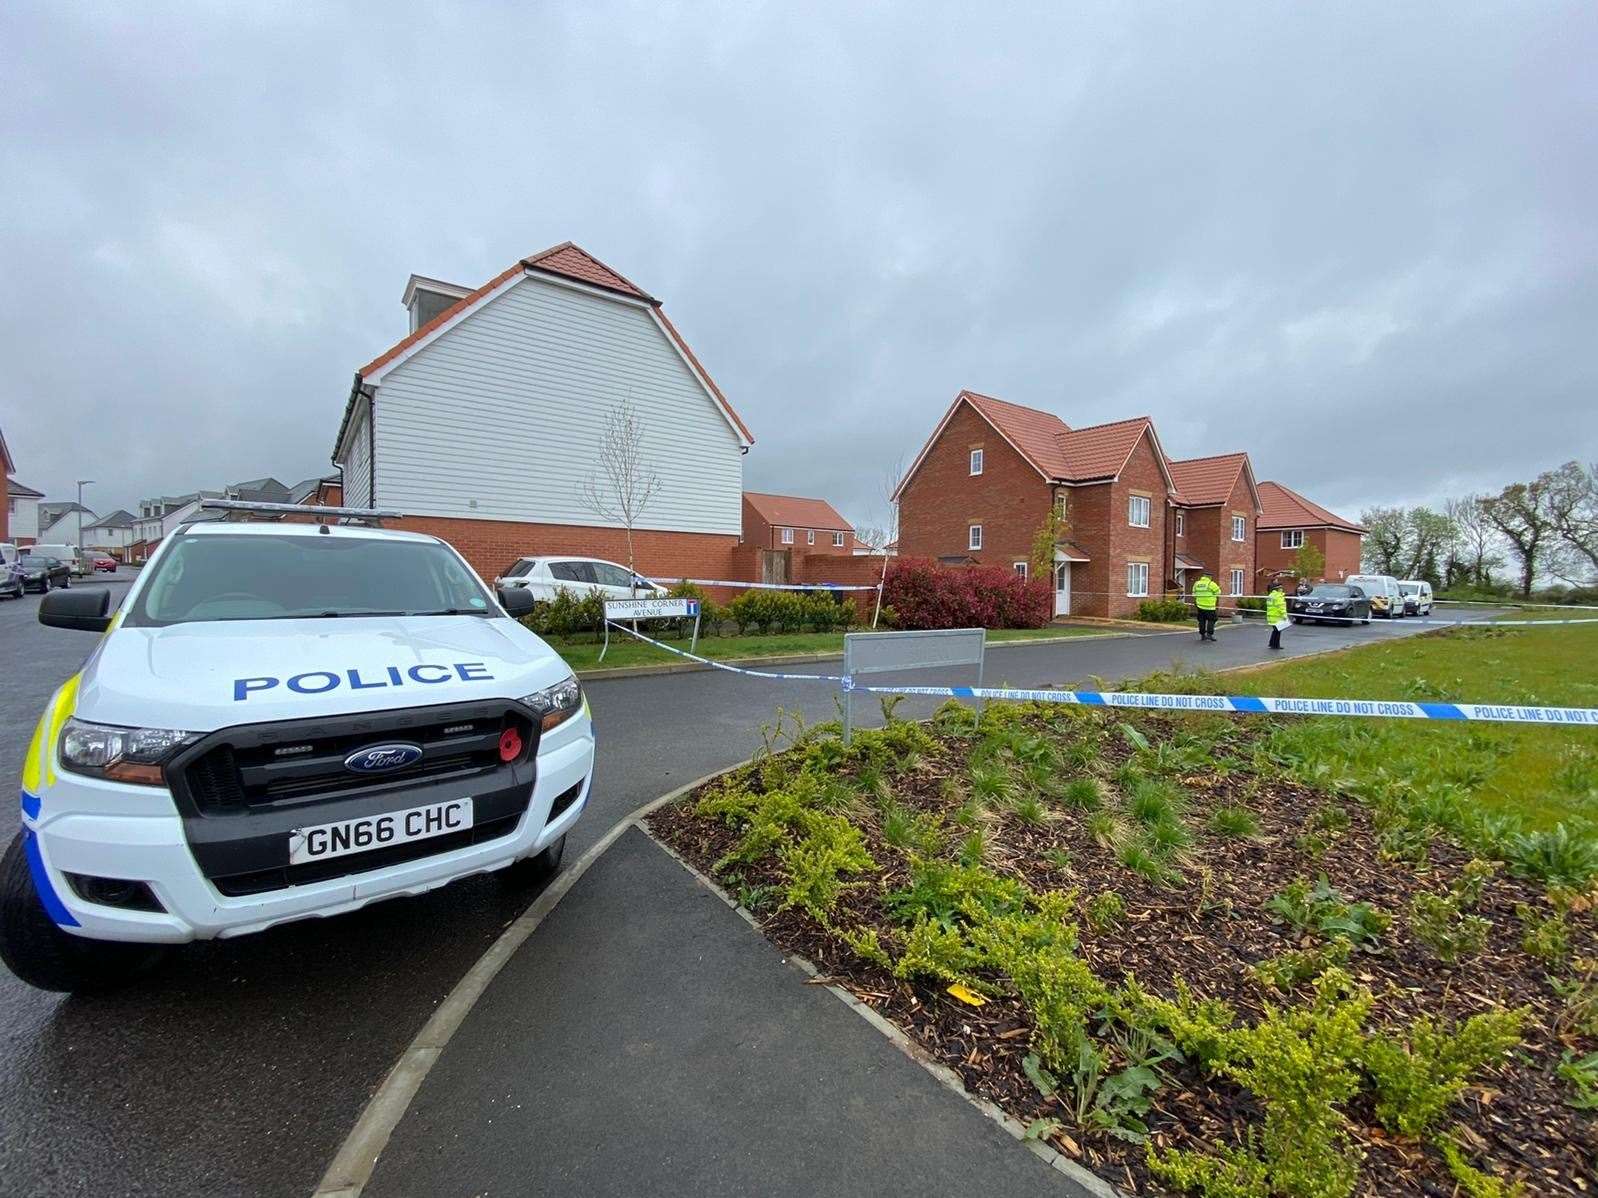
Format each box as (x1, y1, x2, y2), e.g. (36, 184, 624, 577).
(0, 589, 1474, 1196)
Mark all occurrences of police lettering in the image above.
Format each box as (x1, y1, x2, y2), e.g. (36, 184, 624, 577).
(234, 662, 495, 701)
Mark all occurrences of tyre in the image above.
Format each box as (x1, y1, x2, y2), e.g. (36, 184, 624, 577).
(496, 834, 566, 888)
(61, 575, 70, 589)
(0, 833, 167, 993)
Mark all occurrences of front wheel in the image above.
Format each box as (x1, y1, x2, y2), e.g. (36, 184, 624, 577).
(0, 833, 168, 993)
(496, 834, 566, 889)
(61, 575, 70, 589)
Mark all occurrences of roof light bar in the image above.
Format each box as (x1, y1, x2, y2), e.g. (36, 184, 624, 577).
(196, 499, 406, 523)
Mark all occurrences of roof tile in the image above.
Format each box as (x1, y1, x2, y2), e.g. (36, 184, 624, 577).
(743, 492, 852, 531)
(1257, 481, 1365, 533)
(1169, 453, 1249, 507)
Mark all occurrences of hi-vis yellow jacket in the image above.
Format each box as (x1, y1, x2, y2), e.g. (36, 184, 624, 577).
(1192, 576, 1221, 611)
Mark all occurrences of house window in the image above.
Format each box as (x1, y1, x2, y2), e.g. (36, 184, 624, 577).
(832, 532, 845, 548)
(1230, 569, 1244, 596)
(1175, 511, 1184, 536)
(780, 528, 794, 544)
(807, 530, 815, 545)
(1281, 530, 1304, 549)
(1128, 495, 1151, 528)
(969, 448, 984, 475)
(1232, 515, 1247, 542)
(1013, 561, 1027, 579)
(1127, 562, 1149, 596)
(968, 524, 983, 551)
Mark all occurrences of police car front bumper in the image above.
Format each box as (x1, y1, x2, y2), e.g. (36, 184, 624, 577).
(21, 713, 594, 944)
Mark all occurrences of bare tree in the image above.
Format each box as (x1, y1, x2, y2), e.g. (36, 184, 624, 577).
(1444, 494, 1502, 588)
(854, 457, 904, 628)
(582, 399, 661, 578)
(1546, 461, 1598, 578)
(1479, 475, 1560, 598)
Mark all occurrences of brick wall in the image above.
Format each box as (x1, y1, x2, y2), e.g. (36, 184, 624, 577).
(1181, 475, 1258, 599)
(898, 402, 1051, 575)
(388, 513, 744, 590)
(1255, 527, 1363, 584)
(1087, 431, 1170, 619)
(1, 487, 9, 545)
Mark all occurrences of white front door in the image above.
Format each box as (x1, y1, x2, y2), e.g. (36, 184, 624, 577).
(1054, 562, 1071, 616)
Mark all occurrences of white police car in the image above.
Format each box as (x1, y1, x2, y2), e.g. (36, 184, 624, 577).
(2, 503, 594, 992)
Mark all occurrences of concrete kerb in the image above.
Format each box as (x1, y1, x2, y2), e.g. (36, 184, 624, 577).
(645, 829, 1121, 1198)
(310, 763, 751, 1198)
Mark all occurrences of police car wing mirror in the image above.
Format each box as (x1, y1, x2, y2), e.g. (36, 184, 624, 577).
(39, 586, 114, 633)
(497, 586, 536, 618)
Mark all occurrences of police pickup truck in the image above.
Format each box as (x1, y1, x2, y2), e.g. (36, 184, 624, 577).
(2, 503, 594, 992)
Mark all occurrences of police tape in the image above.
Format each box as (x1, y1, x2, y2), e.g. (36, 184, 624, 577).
(648, 577, 881, 592)
(1235, 610, 1598, 628)
(602, 622, 1598, 728)
(603, 620, 849, 681)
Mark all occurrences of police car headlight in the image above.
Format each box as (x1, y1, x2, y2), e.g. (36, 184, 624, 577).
(59, 718, 200, 785)
(522, 677, 583, 732)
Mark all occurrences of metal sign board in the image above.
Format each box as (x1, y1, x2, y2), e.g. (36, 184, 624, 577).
(841, 627, 986, 743)
(604, 598, 699, 621)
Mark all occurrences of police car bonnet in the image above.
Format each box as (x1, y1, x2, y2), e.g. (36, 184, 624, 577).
(75, 614, 573, 730)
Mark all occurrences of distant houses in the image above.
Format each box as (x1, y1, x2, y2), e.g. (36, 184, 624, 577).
(894, 390, 1358, 616)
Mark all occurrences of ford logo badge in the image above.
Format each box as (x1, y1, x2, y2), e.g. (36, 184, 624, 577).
(344, 742, 424, 774)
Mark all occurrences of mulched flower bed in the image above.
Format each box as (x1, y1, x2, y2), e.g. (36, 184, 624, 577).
(648, 707, 1597, 1197)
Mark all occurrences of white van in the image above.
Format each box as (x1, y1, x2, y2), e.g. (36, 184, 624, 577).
(32, 544, 90, 578)
(1347, 574, 1404, 619)
(1398, 580, 1433, 616)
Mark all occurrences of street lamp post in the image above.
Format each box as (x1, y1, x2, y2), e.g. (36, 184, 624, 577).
(76, 479, 94, 551)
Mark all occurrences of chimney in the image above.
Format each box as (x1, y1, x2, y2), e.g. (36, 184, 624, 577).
(401, 274, 473, 333)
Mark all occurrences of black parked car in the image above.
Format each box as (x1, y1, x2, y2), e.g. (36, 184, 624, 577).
(1289, 583, 1369, 626)
(16, 553, 71, 593)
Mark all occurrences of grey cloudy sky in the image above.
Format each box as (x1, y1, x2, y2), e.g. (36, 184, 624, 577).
(3, 1, 1594, 532)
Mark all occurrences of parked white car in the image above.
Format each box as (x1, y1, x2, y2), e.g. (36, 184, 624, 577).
(31, 543, 91, 578)
(1398, 580, 1433, 616)
(494, 556, 669, 603)
(1347, 574, 1405, 619)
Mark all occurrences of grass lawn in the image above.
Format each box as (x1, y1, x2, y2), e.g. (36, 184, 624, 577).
(549, 625, 1105, 673)
(1217, 623, 1598, 833)
(650, 623, 1598, 1196)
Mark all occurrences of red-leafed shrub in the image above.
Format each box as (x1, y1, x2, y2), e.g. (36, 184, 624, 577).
(882, 559, 1051, 630)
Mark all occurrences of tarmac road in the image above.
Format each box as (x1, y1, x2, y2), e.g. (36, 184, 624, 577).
(0, 579, 1474, 1196)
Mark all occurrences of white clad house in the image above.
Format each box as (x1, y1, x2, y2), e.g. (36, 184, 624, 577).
(37, 502, 96, 546)
(7, 479, 43, 544)
(332, 242, 755, 582)
(80, 509, 138, 555)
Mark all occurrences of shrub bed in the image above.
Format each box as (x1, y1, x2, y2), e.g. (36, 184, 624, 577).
(883, 559, 1051, 630)
(651, 701, 1594, 1197)
(1136, 598, 1192, 623)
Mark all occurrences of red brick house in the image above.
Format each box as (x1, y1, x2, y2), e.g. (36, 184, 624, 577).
(742, 492, 855, 553)
(1255, 481, 1365, 584)
(1168, 453, 1262, 600)
(0, 425, 14, 546)
(894, 391, 1178, 618)
(333, 242, 755, 584)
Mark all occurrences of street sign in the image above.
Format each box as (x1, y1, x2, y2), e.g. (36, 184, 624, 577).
(599, 597, 702, 662)
(603, 597, 699, 621)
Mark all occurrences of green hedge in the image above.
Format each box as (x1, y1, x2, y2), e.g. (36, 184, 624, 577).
(1135, 598, 1192, 623)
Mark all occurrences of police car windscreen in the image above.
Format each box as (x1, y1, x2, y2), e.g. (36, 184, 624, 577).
(125, 534, 494, 625)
